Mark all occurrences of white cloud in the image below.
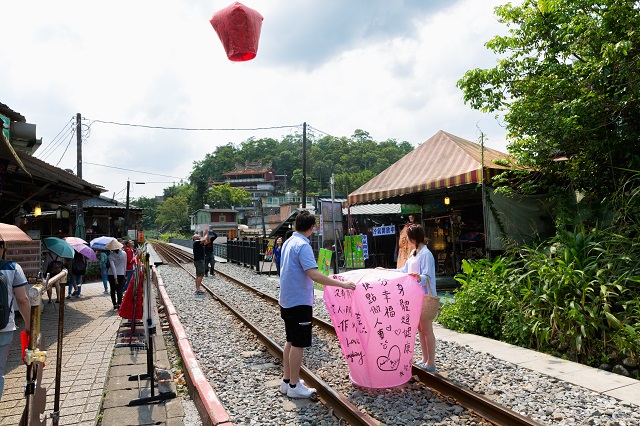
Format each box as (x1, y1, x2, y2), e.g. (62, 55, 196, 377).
(1, 0, 508, 201)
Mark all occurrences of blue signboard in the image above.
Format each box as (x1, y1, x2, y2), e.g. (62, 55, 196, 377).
(372, 225, 396, 237)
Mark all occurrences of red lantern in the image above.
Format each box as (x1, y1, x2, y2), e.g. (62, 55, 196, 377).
(210, 2, 263, 62)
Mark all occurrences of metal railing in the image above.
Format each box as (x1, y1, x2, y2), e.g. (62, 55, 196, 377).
(226, 239, 261, 270)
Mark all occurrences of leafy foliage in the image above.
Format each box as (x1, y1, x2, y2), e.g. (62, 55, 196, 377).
(130, 196, 159, 231)
(457, 0, 640, 198)
(442, 182, 640, 367)
(186, 129, 413, 213)
(438, 257, 509, 339)
(155, 195, 190, 233)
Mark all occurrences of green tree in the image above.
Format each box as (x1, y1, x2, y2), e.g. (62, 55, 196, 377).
(130, 196, 159, 231)
(457, 0, 640, 199)
(205, 183, 252, 209)
(156, 195, 190, 233)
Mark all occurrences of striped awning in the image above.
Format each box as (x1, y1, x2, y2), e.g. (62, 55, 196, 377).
(348, 130, 512, 205)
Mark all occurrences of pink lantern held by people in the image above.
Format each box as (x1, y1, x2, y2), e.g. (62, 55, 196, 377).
(209, 2, 263, 62)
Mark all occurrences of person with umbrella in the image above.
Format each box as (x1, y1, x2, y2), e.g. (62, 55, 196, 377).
(67, 251, 87, 299)
(42, 237, 75, 303)
(0, 227, 32, 400)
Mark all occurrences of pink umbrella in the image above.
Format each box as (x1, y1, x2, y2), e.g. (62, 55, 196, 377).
(0, 222, 32, 242)
(64, 236, 88, 245)
(70, 243, 98, 262)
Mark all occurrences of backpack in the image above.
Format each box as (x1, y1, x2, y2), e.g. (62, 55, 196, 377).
(47, 260, 64, 277)
(0, 260, 12, 330)
(72, 252, 86, 275)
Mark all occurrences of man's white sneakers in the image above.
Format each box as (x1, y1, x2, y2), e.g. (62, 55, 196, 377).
(286, 381, 316, 399)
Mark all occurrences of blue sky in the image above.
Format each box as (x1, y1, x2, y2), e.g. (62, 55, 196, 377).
(1, 0, 508, 201)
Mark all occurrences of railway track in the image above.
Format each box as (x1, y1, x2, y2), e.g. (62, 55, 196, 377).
(152, 241, 540, 426)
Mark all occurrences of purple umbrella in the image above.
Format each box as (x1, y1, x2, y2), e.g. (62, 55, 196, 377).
(71, 243, 98, 262)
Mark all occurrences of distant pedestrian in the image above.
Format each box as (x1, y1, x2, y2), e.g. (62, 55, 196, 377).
(108, 247, 126, 310)
(68, 251, 86, 298)
(274, 237, 283, 276)
(0, 241, 30, 401)
(192, 232, 210, 295)
(278, 211, 355, 399)
(123, 240, 135, 291)
(99, 250, 109, 293)
(204, 229, 218, 277)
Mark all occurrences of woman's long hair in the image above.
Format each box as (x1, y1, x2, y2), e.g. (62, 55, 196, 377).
(406, 224, 425, 256)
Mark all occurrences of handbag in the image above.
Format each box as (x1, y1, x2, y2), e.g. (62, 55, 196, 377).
(420, 282, 440, 322)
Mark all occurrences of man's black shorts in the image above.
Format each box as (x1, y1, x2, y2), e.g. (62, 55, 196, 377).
(280, 305, 313, 348)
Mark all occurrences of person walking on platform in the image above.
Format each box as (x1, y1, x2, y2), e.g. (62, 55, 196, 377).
(384, 224, 438, 371)
(278, 211, 355, 399)
(68, 250, 86, 299)
(274, 237, 283, 276)
(108, 247, 126, 310)
(192, 232, 210, 295)
(204, 229, 218, 277)
(123, 240, 135, 291)
(0, 241, 30, 401)
(99, 250, 109, 293)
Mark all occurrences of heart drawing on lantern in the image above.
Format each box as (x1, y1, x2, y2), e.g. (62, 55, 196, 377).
(376, 345, 401, 371)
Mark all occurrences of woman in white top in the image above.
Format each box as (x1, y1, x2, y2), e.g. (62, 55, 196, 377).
(387, 224, 437, 371)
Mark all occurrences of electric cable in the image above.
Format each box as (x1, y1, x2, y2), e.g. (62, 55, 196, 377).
(54, 127, 76, 167)
(88, 119, 301, 132)
(83, 162, 186, 180)
(38, 118, 75, 160)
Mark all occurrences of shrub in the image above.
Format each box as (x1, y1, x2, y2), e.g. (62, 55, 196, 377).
(438, 257, 510, 339)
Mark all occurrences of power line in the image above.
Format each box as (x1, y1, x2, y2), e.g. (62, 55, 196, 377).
(84, 162, 187, 180)
(88, 119, 301, 132)
(38, 117, 75, 160)
(54, 128, 76, 167)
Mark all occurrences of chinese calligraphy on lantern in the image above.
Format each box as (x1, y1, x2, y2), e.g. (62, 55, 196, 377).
(323, 269, 423, 388)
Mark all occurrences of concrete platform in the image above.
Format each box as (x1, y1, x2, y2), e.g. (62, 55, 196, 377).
(0, 280, 182, 426)
(435, 324, 640, 407)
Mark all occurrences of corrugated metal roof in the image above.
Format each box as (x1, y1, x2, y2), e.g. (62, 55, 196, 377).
(348, 130, 512, 205)
(342, 204, 401, 215)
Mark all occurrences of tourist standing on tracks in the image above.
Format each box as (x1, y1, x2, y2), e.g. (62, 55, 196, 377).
(0, 241, 30, 401)
(384, 224, 438, 371)
(192, 232, 210, 295)
(204, 229, 218, 277)
(273, 237, 283, 276)
(123, 240, 135, 291)
(108, 246, 126, 310)
(279, 211, 356, 399)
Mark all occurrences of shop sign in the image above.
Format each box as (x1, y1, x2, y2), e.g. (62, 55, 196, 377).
(372, 224, 396, 237)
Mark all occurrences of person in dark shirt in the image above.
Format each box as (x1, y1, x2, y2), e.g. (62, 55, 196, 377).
(192, 233, 210, 295)
(204, 229, 218, 277)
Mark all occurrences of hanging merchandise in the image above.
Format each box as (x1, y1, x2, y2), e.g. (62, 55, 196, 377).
(210, 2, 264, 62)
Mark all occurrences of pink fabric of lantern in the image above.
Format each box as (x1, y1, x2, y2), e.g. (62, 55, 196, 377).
(210, 2, 263, 62)
(323, 269, 424, 388)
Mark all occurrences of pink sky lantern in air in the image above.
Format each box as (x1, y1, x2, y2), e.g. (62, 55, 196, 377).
(210, 2, 263, 62)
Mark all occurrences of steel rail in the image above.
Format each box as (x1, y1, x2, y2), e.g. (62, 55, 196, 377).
(152, 242, 378, 425)
(153, 241, 541, 426)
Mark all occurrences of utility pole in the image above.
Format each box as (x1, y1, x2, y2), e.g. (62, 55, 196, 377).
(479, 130, 490, 260)
(330, 174, 339, 274)
(75, 113, 84, 239)
(124, 179, 130, 238)
(302, 122, 307, 209)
